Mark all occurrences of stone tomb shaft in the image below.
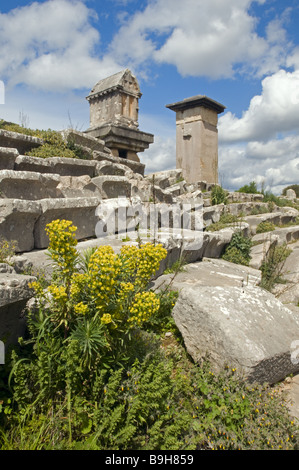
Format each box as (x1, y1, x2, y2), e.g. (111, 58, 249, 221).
(85, 69, 154, 162)
(166, 96, 225, 185)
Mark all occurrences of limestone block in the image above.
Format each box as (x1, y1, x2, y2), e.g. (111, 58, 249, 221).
(286, 189, 297, 200)
(34, 197, 102, 249)
(0, 129, 43, 154)
(273, 245, 299, 305)
(56, 175, 102, 198)
(172, 282, 299, 384)
(202, 230, 233, 258)
(91, 175, 132, 198)
(15, 155, 98, 177)
(145, 169, 184, 190)
(203, 204, 225, 227)
(130, 179, 173, 204)
(0, 147, 19, 170)
(245, 211, 298, 235)
(61, 129, 108, 154)
(0, 170, 61, 199)
(96, 160, 129, 177)
(269, 225, 299, 245)
(0, 199, 41, 252)
(227, 192, 264, 203)
(0, 269, 36, 345)
(249, 234, 279, 270)
(227, 202, 270, 216)
(93, 151, 145, 176)
(164, 181, 187, 197)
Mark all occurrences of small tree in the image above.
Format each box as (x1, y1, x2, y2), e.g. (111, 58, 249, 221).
(211, 185, 228, 205)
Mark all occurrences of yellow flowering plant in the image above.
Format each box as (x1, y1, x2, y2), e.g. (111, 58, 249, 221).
(29, 219, 168, 368)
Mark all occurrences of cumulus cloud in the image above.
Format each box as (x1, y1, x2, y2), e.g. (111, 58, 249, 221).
(0, 0, 121, 91)
(110, 0, 291, 79)
(141, 135, 176, 174)
(217, 64, 299, 194)
(219, 69, 299, 143)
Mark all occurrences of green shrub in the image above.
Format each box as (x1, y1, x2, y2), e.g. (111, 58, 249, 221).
(260, 243, 292, 292)
(206, 212, 241, 232)
(222, 231, 252, 266)
(237, 181, 259, 194)
(211, 185, 228, 205)
(0, 120, 87, 160)
(256, 221, 276, 234)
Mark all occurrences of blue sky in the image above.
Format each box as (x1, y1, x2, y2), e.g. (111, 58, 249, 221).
(1, 0, 299, 193)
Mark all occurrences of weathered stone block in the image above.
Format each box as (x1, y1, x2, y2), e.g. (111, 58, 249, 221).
(57, 175, 102, 198)
(172, 282, 299, 384)
(96, 160, 129, 177)
(0, 147, 19, 170)
(203, 204, 225, 227)
(245, 211, 299, 235)
(0, 267, 36, 346)
(93, 151, 145, 176)
(91, 175, 132, 198)
(0, 129, 42, 154)
(34, 197, 102, 249)
(0, 199, 41, 252)
(61, 128, 108, 154)
(145, 169, 184, 190)
(15, 155, 98, 177)
(0, 170, 61, 199)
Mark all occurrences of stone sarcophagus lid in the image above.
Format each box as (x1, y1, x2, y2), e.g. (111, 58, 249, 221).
(166, 95, 225, 184)
(85, 69, 154, 162)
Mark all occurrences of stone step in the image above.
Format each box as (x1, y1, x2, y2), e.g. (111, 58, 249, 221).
(34, 197, 102, 249)
(0, 147, 19, 170)
(0, 197, 103, 252)
(0, 170, 62, 199)
(15, 155, 98, 177)
(252, 225, 299, 246)
(0, 199, 41, 252)
(0, 129, 43, 154)
(244, 210, 298, 235)
(93, 150, 145, 176)
(91, 175, 132, 198)
(0, 264, 36, 346)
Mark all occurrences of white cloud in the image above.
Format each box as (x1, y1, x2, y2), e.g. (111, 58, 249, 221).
(110, 0, 291, 79)
(219, 69, 299, 143)
(141, 135, 176, 174)
(219, 133, 299, 194)
(0, 0, 121, 91)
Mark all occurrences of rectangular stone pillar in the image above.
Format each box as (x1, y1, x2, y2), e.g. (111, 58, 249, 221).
(166, 96, 225, 184)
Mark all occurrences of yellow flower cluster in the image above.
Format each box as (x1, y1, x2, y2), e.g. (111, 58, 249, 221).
(70, 273, 88, 301)
(74, 302, 88, 316)
(48, 285, 68, 302)
(29, 281, 45, 297)
(45, 220, 78, 275)
(87, 246, 122, 310)
(101, 313, 112, 324)
(117, 282, 135, 303)
(128, 291, 160, 327)
(120, 243, 167, 286)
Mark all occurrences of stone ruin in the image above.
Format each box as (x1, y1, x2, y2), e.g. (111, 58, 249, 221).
(85, 69, 154, 162)
(1, 69, 299, 397)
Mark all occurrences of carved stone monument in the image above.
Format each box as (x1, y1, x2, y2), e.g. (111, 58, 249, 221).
(166, 95, 225, 184)
(85, 69, 154, 162)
